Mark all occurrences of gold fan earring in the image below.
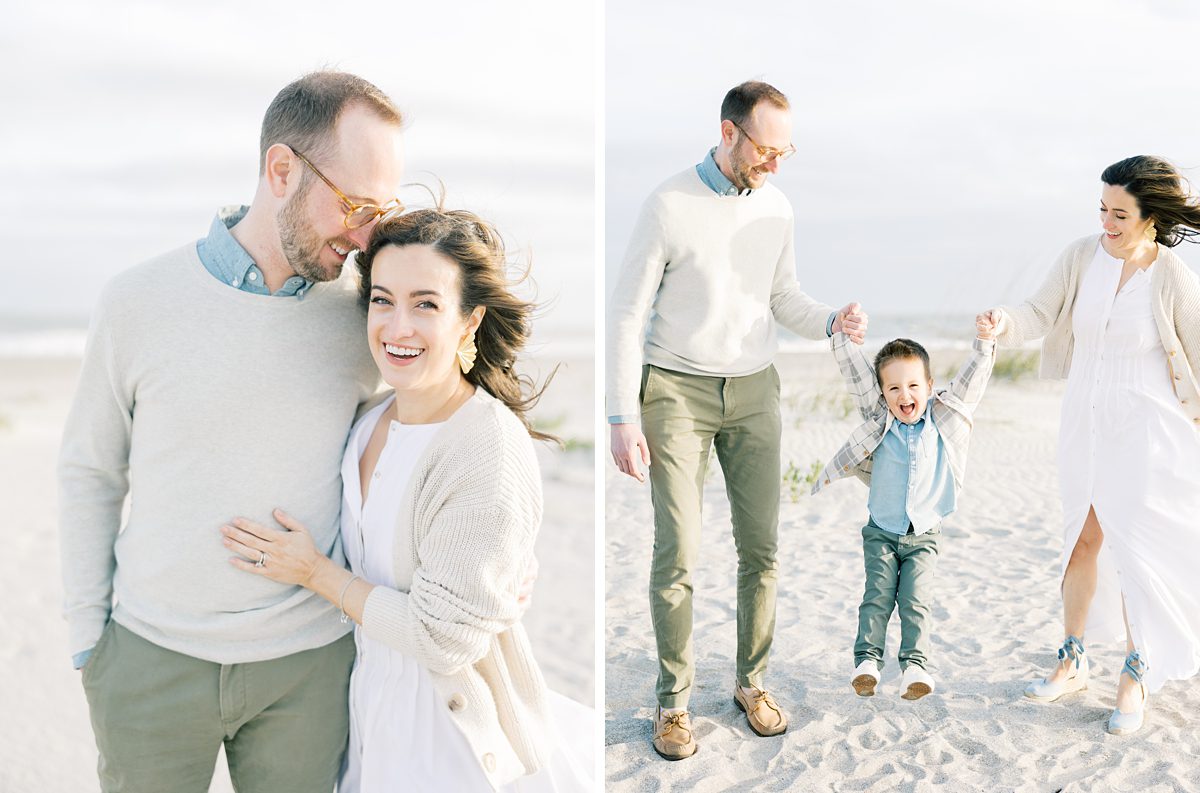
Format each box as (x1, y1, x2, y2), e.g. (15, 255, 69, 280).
(457, 332, 478, 375)
(1145, 221, 1157, 241)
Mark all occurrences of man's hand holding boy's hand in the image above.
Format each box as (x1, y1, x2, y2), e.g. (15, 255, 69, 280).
(833, 302, 869, 345)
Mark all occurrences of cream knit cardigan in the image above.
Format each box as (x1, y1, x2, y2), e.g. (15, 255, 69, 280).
(995, 233, 1200, 426)
(359, 387, 551, 790)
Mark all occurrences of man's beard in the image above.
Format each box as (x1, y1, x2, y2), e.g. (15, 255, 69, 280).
(728, 143, 765, 192)
(276, 183, 344, 283)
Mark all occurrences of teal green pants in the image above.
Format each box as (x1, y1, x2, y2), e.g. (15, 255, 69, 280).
(855, 520, 940, 671)
(641, 364, 781, 709)
(81, 620, 355, 793)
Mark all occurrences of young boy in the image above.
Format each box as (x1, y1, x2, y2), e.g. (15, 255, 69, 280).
(811, 315, 997, 699)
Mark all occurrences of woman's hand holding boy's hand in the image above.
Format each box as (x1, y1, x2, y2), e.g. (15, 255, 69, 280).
(975, 310, 1000, 340)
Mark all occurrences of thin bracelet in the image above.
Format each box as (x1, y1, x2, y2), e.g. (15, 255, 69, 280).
(338, 574, 362, 624)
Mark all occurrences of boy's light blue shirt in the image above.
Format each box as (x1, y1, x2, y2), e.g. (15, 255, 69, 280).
(867, 403, 957, 535)
(606, 150, 836, 424)
(196, 205, 313, 298)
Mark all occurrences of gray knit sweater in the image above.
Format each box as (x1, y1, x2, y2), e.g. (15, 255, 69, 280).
(606, 167, 833, 419)
(58, 243, 379, 662)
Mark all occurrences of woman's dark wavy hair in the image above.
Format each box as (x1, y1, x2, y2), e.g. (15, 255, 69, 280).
(1102, 155, 1200, 247)
(357, 205, 558, 443)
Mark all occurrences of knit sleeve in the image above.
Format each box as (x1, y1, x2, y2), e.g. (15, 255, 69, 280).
(1170, 258, 1200, 385)
(995, 241, 1076, 347)
(769, 214, 836, 340)
(605, 192, 670, 420)
(57, 283, 134, 658)
(360, 420, 541, 675)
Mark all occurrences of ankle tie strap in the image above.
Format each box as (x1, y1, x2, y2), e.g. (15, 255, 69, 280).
(1057, 635, 1085, 663)
(1121, 650, 1148, 684)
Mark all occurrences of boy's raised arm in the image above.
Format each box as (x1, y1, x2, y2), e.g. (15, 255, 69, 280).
(946, 318, 998, 413)
(832, 332, 885, 423)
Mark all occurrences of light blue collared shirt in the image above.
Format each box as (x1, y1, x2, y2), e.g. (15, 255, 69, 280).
(196, 205, 313, 298)
(696, 147, 745, 197)
(867, 404, 957, 535)
(606, 150, 838, 425)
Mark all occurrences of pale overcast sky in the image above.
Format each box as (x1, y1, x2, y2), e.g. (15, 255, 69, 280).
(0, 0, 595, 335)
(606, 0, 1200, 318)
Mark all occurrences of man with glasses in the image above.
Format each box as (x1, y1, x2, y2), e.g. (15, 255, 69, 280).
(59, 72, 402, 791)
(606, 80, 868, 759)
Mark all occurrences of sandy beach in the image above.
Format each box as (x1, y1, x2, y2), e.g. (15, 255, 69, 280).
(0, 351, 594, 793)
(604, 349, 1200, 792)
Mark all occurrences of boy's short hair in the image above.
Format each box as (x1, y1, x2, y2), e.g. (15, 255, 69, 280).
(873, 338, 932, 386)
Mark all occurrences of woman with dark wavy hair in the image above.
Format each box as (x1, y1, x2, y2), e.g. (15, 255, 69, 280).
(219, 206, 592, 790)
(981, 155, 1200, 735)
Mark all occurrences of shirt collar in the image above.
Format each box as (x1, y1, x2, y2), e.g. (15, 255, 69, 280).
(696, 148, 748, 197)
(200, 205, 313, 298)
(887, 401, 932, 438)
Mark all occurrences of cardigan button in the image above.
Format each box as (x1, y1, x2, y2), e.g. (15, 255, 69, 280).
(482, 753, 497, 772)
(1170, 350, 1178, 357)
(448, 693, 466, 712)
(1175, 374, 1182, 381)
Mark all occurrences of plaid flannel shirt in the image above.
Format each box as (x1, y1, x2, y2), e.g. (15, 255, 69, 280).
(811, 333, 996, 495)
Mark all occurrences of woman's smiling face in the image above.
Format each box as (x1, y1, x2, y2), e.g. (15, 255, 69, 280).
(366, 244, 483, 394)
(1100, 183, 1155, 253)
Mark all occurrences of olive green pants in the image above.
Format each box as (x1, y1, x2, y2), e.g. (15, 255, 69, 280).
(641, 364, 781, 709)
(81, 620, 355, 793)
(854, 520, 940, 671)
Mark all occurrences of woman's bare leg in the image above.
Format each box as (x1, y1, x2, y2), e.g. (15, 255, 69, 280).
(1045, 506, 1103, 684)
(1115, 598, 1143, 712)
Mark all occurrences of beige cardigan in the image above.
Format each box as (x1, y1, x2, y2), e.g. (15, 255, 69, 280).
(995, 233, 1200, 426)
(359, 388, 551, 790)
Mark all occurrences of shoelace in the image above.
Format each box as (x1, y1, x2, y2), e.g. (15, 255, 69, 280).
(746, 688, 781, 716)
(658, 711, 691, 737)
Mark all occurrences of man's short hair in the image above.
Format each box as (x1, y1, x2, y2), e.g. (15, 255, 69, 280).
(873, 338, 932, 386)
(259, 71, 402, 174)
(720, 81, 790, 126)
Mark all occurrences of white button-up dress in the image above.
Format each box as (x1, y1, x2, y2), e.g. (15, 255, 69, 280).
(1059, 244, 1200, 692)
(339, 395, 594, 791)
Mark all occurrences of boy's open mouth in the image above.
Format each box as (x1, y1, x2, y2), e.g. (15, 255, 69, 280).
(898, 402, 917, 418)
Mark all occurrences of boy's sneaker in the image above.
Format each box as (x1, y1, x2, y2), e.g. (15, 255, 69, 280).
(900, 665, 935, 700)
(852, 660, 881, 696)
